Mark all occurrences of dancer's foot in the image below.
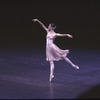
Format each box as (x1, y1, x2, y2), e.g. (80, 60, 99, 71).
(49, 75, 54, 82)
(73, 65, 79, 69)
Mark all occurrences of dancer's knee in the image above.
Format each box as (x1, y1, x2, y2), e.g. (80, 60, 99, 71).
(63, 57, 67, 60)
(50, 61, 54, 65)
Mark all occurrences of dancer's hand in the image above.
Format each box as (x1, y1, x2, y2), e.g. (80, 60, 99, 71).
(32, 19, 38, 22)
(67, 34, 73, 38)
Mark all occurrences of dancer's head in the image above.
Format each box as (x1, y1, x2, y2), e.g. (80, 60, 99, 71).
(48, 23, 56, 31)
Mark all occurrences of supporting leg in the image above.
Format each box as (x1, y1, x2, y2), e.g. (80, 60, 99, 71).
(63, 57, 79, 69)
(49, 61, 54, 82)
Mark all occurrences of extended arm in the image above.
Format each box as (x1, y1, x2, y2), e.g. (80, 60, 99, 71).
(56, 33, 73, 38)
(32, 19, 48, 32)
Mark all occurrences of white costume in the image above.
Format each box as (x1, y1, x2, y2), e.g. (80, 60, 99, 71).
(46, 31, 69, 61)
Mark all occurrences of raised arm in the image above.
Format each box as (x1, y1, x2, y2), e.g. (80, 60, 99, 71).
(32, 19, 48, 32)
(56, 33, 73, 38)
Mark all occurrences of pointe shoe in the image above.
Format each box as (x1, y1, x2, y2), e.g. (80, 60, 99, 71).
(73, 65, 79, 69)
(49, 75, 54, 82)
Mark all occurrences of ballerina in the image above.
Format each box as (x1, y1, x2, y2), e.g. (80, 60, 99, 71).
(32, 19, 79, 82)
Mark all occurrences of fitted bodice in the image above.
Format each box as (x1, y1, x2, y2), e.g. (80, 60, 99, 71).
(46, 32, 56, 45)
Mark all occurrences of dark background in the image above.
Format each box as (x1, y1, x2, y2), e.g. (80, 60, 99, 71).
(0, 0, 100, 49)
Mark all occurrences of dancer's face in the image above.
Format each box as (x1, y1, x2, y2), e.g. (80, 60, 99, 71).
(48, 24, 53, 31)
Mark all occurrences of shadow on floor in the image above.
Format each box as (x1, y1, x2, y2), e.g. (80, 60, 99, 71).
(77, 85, 100, 99)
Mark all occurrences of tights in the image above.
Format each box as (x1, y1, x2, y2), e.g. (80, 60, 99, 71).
(49, 57, 75, 76)
(63, 57, 75, 67)
(49, 57, 78, 81)
(50, 61, 54, 76)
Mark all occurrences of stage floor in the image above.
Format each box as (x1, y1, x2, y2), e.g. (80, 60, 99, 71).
(0, 48, 100, 99)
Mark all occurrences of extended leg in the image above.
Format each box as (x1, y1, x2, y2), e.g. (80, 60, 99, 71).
(49, 61, 54, 82)
(63, 57, 79, 69)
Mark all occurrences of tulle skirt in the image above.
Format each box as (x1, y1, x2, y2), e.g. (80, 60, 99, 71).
(46, 43, 69, 61)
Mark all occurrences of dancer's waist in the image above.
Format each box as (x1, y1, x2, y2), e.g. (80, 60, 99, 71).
(46, 40, 53, 44)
